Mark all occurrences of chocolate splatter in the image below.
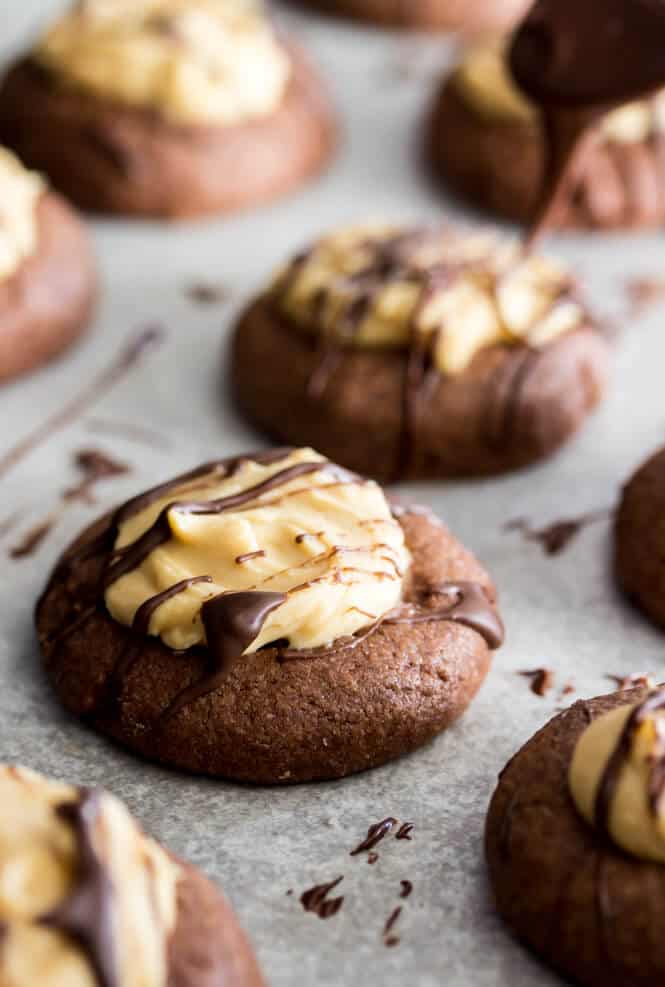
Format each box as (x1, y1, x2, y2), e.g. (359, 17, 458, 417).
(185, 281, 230, 305)
(607, 673, 654, 692)
(399, 880, 413, 899)
(300, 877, 344, 919)
(350, 818, 397, 856)
(0, 326, 165, 482)
(86, 419, 170, 451)
(367, 852, 379, 865)
(9, 448, 130, 560)
(519, 668, 555, 698)
(395, 823, 414, 841)
(384, 906, 402, 936)
(64, 450, 129, 505)
(385, 936, 400, 948)
(505, 508, 612, 556)
(10, 517, 56, 559)
(624, 275, 665, 316)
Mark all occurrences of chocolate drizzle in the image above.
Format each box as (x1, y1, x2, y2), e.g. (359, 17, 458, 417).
(39, 789, 117, 987)
(104, 461, 331, 588)
(594, 687, 665, 837)
(385, 582, 504, 650)
(280, 228, 575, 479)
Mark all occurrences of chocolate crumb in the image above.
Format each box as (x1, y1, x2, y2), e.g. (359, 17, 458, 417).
(399, 880, 413, 899)
(300, 877, 344, 920)
(367, 852, 379, 865)
(395, 823, 414, 841)
(350, 818, 397, 855)
(519, 668, 555, 698)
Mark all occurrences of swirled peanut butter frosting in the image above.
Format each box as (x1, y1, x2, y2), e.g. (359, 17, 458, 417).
(271, 224, 585, 374)
(569, 688, 665, 862)
(35, 0, 291, 126)
(0, 764, 180, 987)
(455, 42, 665, 144)
(104, 447, 410, 655)
(0, 148, 45, 281)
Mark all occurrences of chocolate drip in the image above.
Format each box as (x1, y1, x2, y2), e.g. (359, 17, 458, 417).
(395, 823, 414, 841)
(159, 591, 287, 721)
(350, 817, 397, 855)
(235, 550, 266, 564)
(105, 460, 332, 587)
(594, 687, 665, 836)
(383, 906, 402, 936)
(39, 790, 117, 987)
(399, 880, 413, 899)
(386, 582, 504, 650)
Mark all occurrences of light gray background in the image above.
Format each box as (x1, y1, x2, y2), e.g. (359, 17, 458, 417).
(1, 3, 664, 985)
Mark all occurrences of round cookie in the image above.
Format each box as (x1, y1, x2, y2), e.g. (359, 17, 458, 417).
(0, 763, 265, 987)
(615, 446, 665, 629)
(231, 224, 610, 481)
(428, 43, 665, 229)
(486, 683, 665, 987)
(291, 0, 530, 33)
(36, 447, 503, 784)
(0, 148, 96, 383)
(0, 1, 336, 220)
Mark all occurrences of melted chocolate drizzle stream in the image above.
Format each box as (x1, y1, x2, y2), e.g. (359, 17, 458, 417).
(510, 0, 665, 244)
(594, 687, 665, 837)
(39, 790, 117, 987)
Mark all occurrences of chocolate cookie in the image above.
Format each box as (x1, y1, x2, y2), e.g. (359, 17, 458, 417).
(0, 2, 336, 219)
(428, 44, 665, 229)
(36, 448, 503, 784)
(615, 446, 665, 629)
(0, 764, 264, 987)
(486, 683, 665, 987)
(293, 0, 530, 32)
(0, 152, 95, 383)
(231, 224, 610, 481)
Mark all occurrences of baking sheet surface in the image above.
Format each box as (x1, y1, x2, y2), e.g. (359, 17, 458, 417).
(1, 4, 664, 985)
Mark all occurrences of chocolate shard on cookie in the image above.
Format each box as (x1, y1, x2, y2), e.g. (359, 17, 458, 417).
(0, 1, 336, 219)
(428, 41, 665, 229)
(231, 224, 609, 480)
(615, 446, 665, 629)
(486, 683, 665, 987)
(0, 147, 96, 383)
(293, 0, 530, 33)
(0, 763, 264, 987)
(36, 447, 503, 783)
